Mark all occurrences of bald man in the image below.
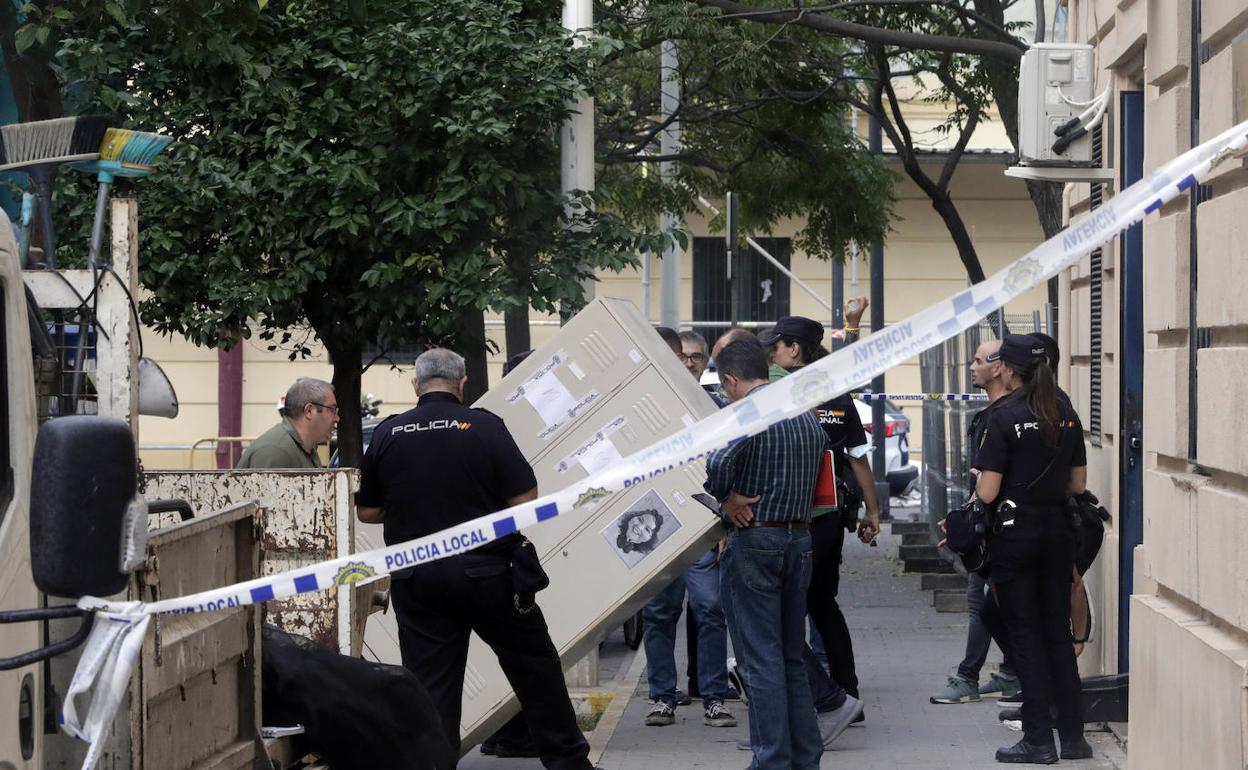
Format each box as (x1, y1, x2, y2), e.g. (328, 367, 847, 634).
(931, 337, 1021, 705)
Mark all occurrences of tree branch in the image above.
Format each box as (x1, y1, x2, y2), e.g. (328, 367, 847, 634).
(693, 0, 1024, 62)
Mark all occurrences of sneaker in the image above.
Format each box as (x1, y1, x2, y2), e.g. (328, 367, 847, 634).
(998, 707, 1022, 722)
(736, 738, 750, 751)
(998, 690, 1024, 706)
(816, 695, 863, 748)
(704, 700, 737, 727)
(930, 675, 981, 704)
(675, 689, 693, 706)
(644, 700, 676, 726)
(979, 671, 1022, 699)
(1002, 718, 1023, 732)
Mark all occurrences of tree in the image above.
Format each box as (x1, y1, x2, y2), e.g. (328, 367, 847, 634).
(681, 0, 1065, 304)
(593, 0, 896, 265)
(26, 0, 660, 465)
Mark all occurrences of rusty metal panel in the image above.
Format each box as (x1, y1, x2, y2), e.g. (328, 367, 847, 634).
(134, 502, 261, 770)
(144, 469, 357, 652)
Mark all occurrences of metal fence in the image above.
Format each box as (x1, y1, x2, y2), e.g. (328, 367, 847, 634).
(918, 310, 1054, 536)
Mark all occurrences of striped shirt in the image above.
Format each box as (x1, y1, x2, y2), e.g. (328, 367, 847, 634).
(704, 386, 829, 524)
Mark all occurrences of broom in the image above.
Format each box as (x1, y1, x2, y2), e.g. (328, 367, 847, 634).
(72, 128, 175, 268)
(0, 115, 113, 268)
(67, 128, 174, 410)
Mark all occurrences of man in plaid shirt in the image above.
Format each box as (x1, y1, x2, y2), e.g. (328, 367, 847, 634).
(704, 337, 827, 769)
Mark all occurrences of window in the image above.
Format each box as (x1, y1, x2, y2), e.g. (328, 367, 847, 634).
(692, 237, 792, 348)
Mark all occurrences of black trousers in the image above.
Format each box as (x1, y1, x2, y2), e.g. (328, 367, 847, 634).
(390, 554, 591, 770)
(989, 514, 1083, 746)
(807, 513, 859, 697)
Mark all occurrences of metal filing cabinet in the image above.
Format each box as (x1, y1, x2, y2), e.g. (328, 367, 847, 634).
(356, 298, 722, 749)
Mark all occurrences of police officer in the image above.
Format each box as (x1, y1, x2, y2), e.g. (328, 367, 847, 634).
(356, 348, 593, 770)
(973, 334, 1090, 764)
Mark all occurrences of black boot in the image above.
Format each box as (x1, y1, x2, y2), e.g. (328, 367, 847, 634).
(995, 739, 1058, 764)
(1060, 737, 1094, 760)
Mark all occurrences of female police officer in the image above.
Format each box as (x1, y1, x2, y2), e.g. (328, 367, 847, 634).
(974, 334, 1090, 765)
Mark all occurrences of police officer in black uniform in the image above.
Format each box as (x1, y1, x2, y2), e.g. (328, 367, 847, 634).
(974, 334, 1091, 764)
(357, 348, 593, 770)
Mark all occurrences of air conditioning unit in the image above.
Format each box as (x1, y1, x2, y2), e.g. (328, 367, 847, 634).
(1017, 43, 1098, 166)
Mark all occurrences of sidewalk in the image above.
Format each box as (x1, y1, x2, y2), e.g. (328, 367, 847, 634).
(462, 511, 1127, 770)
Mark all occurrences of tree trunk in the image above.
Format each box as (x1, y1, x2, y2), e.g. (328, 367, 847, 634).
(459, 305, 489, 403)
(305, 292, 365, 467)
(504, 304, 531, 358)
(324, 336, 364, 468)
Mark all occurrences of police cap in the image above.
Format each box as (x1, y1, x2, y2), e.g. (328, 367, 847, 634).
(758, 316, 824, 347)
(999, 333, 1046, 369)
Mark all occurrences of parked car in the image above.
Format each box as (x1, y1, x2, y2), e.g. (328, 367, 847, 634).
(698, 370, 917, 497)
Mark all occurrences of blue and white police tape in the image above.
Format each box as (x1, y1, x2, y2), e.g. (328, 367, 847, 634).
(855, 392, 989, 402)
(60, 118, 1248, 770)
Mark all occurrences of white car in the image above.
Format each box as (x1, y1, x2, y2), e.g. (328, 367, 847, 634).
(699, 370, 917, 497)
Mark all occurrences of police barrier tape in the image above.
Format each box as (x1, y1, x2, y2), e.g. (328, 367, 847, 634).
(855, 392, 989, 402)
(59, 119, 1248, 769)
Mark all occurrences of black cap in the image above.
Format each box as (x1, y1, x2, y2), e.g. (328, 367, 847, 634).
(999, 334, 1046, 369)
(758, 316, 824, 347)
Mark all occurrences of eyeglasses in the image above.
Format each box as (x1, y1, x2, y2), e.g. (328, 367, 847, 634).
(310, 402, 340, 416)
(678, 353, 708, 363)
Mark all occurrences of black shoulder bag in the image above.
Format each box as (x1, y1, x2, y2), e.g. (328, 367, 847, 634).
(946, 449, 1063, 575)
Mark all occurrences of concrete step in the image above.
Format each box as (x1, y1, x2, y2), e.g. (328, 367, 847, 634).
(934, 589, 969, 612)
(890, 521, 929, 536)
(901, 531, 934, 546)
(903, 557, 956, 574)
(920, 572, 969, 591)
(898, 544, 939, 562)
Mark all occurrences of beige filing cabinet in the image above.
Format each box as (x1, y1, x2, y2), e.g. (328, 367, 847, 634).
(356, 298, 722, 750)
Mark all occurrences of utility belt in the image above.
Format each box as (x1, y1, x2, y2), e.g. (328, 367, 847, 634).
(988, 498, 1081, 536)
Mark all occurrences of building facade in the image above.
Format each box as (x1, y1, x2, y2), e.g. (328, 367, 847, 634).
(1061, 1, 1248, 767)
(135, 157, 1048, 469)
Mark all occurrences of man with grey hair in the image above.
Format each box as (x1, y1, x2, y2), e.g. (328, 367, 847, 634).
(357, 348, 595, 769)
(677, 330, 710, 380)
(237, 377, 337, 468)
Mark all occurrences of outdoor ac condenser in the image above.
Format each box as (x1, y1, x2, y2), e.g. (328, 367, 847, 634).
(356, 297, 722, 750)
(1018, 43, 1096, 166)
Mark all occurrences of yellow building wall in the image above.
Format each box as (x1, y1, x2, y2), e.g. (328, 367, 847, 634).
(138, 158, 1047, 469)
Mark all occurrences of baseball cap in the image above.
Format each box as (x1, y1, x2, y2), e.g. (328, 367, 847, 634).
(757, 316, 824, 347)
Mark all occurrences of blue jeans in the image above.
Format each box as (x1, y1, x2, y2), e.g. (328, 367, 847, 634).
(722, 527, 822, 770)
(642, 549, 731, 703)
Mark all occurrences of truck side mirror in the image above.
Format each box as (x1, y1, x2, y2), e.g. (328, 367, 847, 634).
(29, 416, 137, 598)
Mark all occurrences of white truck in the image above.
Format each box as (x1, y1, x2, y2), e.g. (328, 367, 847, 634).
(0, 211, 289, 769)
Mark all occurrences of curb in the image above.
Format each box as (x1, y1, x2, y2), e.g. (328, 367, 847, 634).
(585, 646, 647, 767)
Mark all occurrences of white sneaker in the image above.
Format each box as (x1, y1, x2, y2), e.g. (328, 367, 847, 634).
(816, 695, 864, 748)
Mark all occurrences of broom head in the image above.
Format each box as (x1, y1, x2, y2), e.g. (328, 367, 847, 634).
(0, 115, 113, 171)
(99, 128, 173, 174)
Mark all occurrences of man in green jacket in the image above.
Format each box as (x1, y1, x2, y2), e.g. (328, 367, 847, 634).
(237, 377, 338, 469)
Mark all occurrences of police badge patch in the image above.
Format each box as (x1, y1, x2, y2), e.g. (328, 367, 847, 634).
(334, 561, 377, 586)
(791, 368, 837, 406)
(575, 487, 611, 509)
(1004, 257, 1043, 295)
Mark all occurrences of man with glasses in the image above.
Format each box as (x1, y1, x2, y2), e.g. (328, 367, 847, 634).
(678, 331, 711, 380)
(641, 328, 737, 730)
(237, 377, 338, 469)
